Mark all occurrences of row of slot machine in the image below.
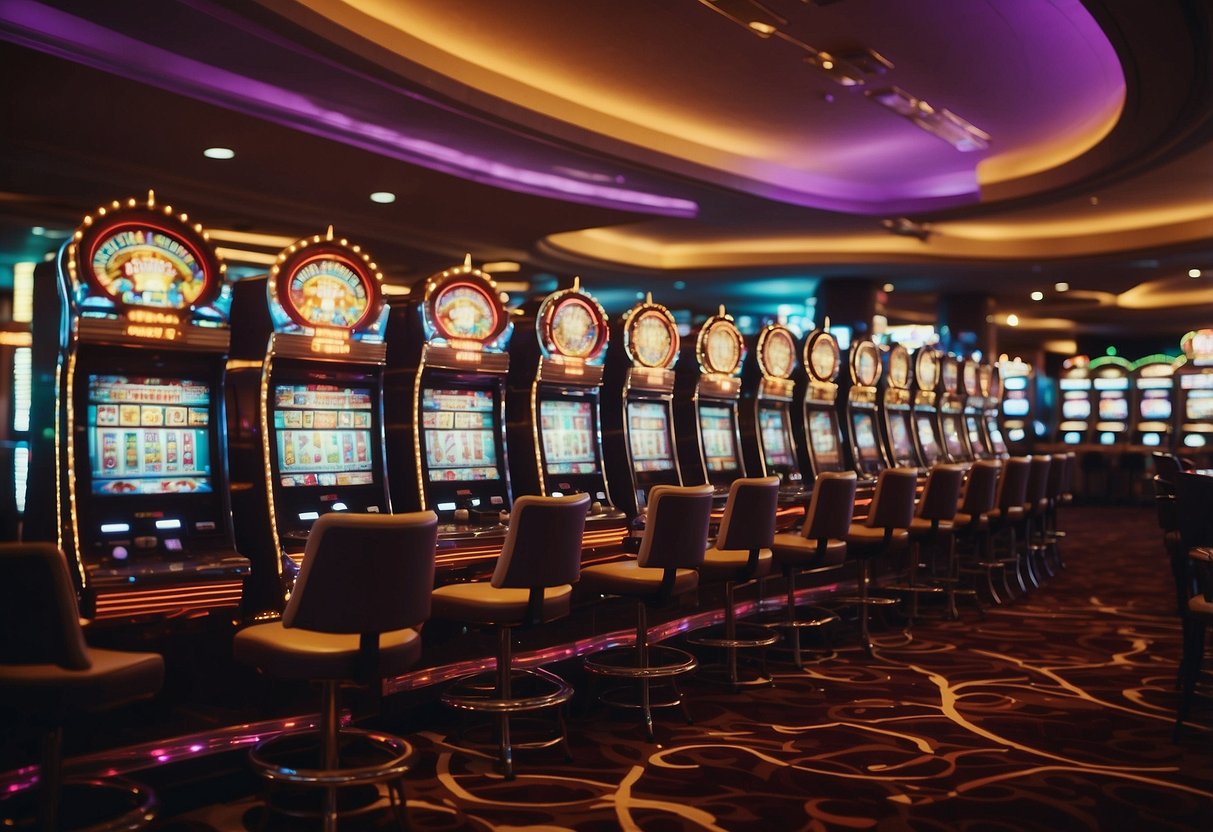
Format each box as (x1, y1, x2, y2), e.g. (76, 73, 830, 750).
(1052, 331, 1213, 452)
(22, 192, 1012, 626)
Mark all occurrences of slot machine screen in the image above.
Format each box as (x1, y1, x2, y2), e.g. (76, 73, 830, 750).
(1097, 393, 1129, 421)
(941, 414, 966, 458)
(421, 388, 501, 481)
(1185, 390, 1213, 421)
(851, 412, 882, 465)
(1003, 394, 1030, 417)
(539, 398, 600, 475)
(699, 405, 739, 472)
(808, 410, 841, 468)
(273, 384, 376, 488)
(87, 375, 213, 495)
(916, 414, 942, 462)
(758, 406, 794, 468)
(1062, 393, 1091, 420)
(966, 415, 988, 456)
(627, 400, 676, 472)
(889, 412, 915, 463)
(1139, 390, 1172, 420)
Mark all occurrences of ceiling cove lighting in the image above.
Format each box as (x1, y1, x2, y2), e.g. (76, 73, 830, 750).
(202, 147, 235, 160)
(867, 87, 990, 152)
(369, 191, 397, 204)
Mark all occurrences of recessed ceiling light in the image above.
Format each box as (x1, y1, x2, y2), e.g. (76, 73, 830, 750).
(203, 147, 235, 160)
(882, 283, 895, 292)
(1189, 268, 1202, 278)
(1030, 291, 1044, 301)
(673, 280, 687, 290)
(1006, 314, 1020, 327)
(1054, 282, 1070, 292)
(369, 191, 396, 204)
(748, 21, 776, 35)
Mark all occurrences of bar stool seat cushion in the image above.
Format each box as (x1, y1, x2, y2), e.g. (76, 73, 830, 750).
(430, 583, 573, 626)
(698, 546, 773, 582)
(770, 534, 847, 567)
(581, 560, 698, 598)
(846, 524, 909, 547)
(986, 506, 1024, 522)
(908, 517, 954, 537)
(234, 623, 422, 681)
(952, 511, 987, 530)
(0, 648, 163, 711)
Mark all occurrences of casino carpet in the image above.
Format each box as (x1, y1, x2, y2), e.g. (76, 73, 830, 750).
(160, 504, 1213, 830)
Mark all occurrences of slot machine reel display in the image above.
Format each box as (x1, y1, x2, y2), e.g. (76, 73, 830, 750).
(845, 338, 889, 476)
(29, 192, 248, 621)
(739, 323, 806, 502)
(880, 343, 921, 469)
(1087, 355, 1133, 446)
(1129, 354, 1178, 448)
(983, 362, 1010, 456)
(1174, 329, 1213, 453)
(1056, 356, 1092, 445)
(795, 328, 850, 479)
(937, 353, 972, 462)
(962, 357, 991, 460)
(226, 229, 391, 603)
(911, 348, 945, 467)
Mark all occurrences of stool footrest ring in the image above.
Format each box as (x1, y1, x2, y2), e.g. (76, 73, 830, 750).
(441, 667, 574, 715)
(249, 728, 412, 788)
(584, 644, 697, 679)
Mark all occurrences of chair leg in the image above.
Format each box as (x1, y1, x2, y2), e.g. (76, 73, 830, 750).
(634, 602, 655, 741)
(37, 724, 63, 832)
(785, 571, 803, 669)
(497, 627, 515, 780)
(858, 559, 874, 656)
(724, 582, 740, 686)
(320, 680, 341, 832)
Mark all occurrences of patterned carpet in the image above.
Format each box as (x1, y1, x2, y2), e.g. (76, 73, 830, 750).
(168, 504, 1212, 830)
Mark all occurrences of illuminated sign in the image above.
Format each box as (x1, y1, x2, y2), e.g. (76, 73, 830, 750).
(88, 226, 208, 309)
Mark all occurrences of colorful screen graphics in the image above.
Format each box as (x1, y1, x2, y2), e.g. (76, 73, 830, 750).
(286, 258, 370, 328)
(540, 399, 599, 475)
(421, 388, 500, 481)
(273, 385, 374, 488)
(627, 401, 675, 472)
(852, 412, 882, 462)
(890, 413, 914, 461)
(699, 405, 739, 472)
(916, 415, 942, 460)
(808, 410, 840, 467)
(966, 416, 988, 454)
(87, 375, 212, 495)
(1097, 392, 1129, 421)
(942, 414, 966, 458)
(1139, 389, 1172, 420)
(758, 407, 794, 467)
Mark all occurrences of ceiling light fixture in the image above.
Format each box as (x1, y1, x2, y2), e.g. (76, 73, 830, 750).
(1189, 268, 1202, 278)
(1030, 291, 1044, 301)
(804, 48, 893, 87)
(1006, 314, 1020, 327)
(882, 283, 895, 292)
(867, 87, 990, 152)
(202, 147, 235, 160)
(1055, 282, 1070, 292)
(369, 191, 396, 204)
(882, 217, 932, 241)
(748, 20, 776, 35)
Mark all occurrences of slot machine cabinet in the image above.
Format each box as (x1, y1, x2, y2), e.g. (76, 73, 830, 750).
(793, 328, 850, 479)
(674, 306, 748, 498)
(879, 343, 921, 469)
(910, 348, 946, 467)
(1174, 329, 1213, 455)
(982, 363, 1010, 457)
(844, 338, 889, 476)
(1129, 354, 1178, 449)
(27, 192, 249, 621)
(739, 323, 806, 503)
(227, 230, 391, 610)
(385, 258, 513, 559)
(505, 278, 628, 537)
(601, 294, 683, 519)
(999, 357, 1034, 449)
(1055, 356, 1092, 445)
(937, 353, 972, 462)
(1087, 356, 1133, 446)
(962, 357, 992, 460)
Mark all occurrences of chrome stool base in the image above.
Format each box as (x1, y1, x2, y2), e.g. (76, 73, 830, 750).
(0, 778, 158, 832)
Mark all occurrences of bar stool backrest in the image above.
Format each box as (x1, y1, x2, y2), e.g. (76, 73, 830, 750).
(995, 457, 1031, 512)
(1175, 471, 1213, 552)
(916, 464, 966, 522)
(1046, 452, 1067, 499)
(959, 460, 1001, 517)
(284, 511, 438, 635)
(1152, 452, 1185, 486)
(802, 471, 858, 542)
(1026, 455, 1052, 508)
(864, 467, 918, 531)
(1061, 451, 1077, 496)
(0, 543, 90, 670)
(637, 484, 714, 569)
(493, 493, 591, 589)
(715, 476, 780, 552)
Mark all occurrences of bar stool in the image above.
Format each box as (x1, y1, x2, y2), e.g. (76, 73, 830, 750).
(688, 476, 780, 687)
(952, 459, 1002, 611)
(0, 543, 164, 832)
(841, 467, 918, 655)
(893, 464, 967, 624)
(581, 484, 714, 740)
(766, 471, 857, 668)
(430, 493, 590, 779)
(1022, 454, 1052, 589)
(233, 511, 438, 832)
(986, 457, 1031, 601)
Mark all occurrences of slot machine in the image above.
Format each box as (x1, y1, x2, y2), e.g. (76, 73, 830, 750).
(738, 323, 807, 504)
(675, 305, 747, 499)
(879, 343, 921, 469)
(601, 294, 683, 518)
(505, 278, 629, 544)
(793, 328, 850, 479)
(999, 357, 1034, 448)
(1087, 356, 1133, 446)
(1129, 354, 1178, 449)
(1056, 356, 1092, 445)
(937, 353, 971, 462)
(982, 363, 1010, 456)
(844, 338, 889, 476)
(910, 348, 946, 467)
(28, 192, 248, 621)
(385, 258, 513, 561)
(1174, 329, 1213, 454)
(962, 357, 992, 460)
(226, 229, 391, 608)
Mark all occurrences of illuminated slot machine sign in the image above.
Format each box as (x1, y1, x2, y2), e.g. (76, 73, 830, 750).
(802, 329, 847, 476)
(1056, 357, 1092, 444)
(1175, 329, 1213, 450)
(881, 343, 919, 468)
(681, 306, 747, 491)
(1087, 355, 1132, 445)
(912, 348, 945, 466)
(962, 357, 990, 459)
(54, 192, 247, 619)
(260, 230, 390, 560)
(983, 363, 1009, 455)
(1129, 355, 1177, 447)
(846, 339, 886, 475)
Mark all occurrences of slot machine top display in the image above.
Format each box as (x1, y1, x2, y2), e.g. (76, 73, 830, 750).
(803, 328, 841, 403)
(621, 294, 680, 391)
(885, 343, 913, 406)
(913, 348, 940, 405)
(266, 227, 388, 362)
(536, 276, 609, 384)
(755, 323, 798, 400)
(420, 257, 513, 367)
(848, 339, 882, 405)
(962, 358, 982, 407)
(1180, 329, 1213, 366)
(64, 191, 231, 348)
(694, 306, 746, 398)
